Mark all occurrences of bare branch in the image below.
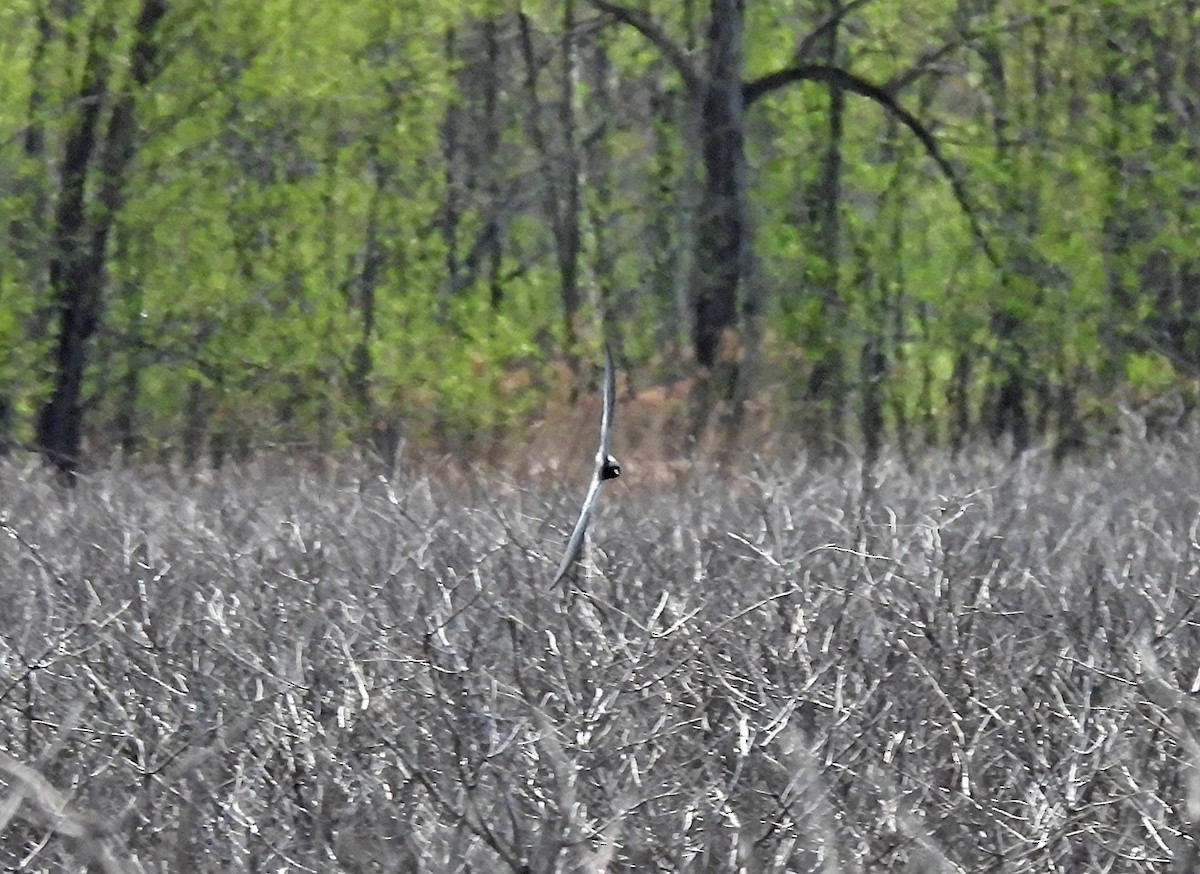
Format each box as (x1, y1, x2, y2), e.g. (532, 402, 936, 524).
(792, 0, 877, 63)
(884, 30, 977, 94)
(885, 7, 1071, 93)
(743, 64, 1002, 271)
(586, 0, 701, 95)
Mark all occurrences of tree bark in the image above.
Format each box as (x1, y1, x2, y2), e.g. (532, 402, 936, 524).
(806, 7, 847, 454)
(692, 0, 748, 371)
(588, 0, 750, 400)
(35, 16, 113, 473)
(518, 8, 583, 357)
(483, 15, 506, 309)
(975, 15, 1030, 453)
(36, 1, 168, 475)
(585, 32, 621, 353)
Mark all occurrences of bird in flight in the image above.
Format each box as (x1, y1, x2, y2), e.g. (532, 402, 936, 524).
(550, 345, 621, 588)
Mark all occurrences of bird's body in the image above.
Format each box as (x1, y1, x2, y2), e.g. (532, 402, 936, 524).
(550, 347, 621, 588)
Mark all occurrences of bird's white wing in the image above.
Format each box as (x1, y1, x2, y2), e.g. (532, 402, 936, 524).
(550, 474, 603, 587)
(550, 345, 619, 588)
(596, 345, 615, 466)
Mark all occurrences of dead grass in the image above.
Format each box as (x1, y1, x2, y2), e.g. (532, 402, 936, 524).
(1, 428, 1199, 871)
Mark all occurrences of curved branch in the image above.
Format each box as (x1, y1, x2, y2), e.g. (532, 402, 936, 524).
(744, 64, 1001, 271)
(587, 0, 701, 95)
(792, 0, 877, 63)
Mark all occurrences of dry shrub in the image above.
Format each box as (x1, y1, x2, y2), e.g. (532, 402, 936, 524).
(0, 428, 1198, 871)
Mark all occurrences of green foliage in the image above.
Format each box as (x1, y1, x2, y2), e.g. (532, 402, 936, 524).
(1123, 349, 1177, 395)
(0, 0, 1197, 462)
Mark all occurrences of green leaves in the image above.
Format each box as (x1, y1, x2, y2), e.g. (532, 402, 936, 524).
(0, 0, 1196, 463)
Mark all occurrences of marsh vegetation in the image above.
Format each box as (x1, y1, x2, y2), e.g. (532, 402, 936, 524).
(1, 433, 1199, 871)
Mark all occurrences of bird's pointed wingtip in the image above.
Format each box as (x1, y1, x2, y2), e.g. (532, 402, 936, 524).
(550, 342, 620, 588)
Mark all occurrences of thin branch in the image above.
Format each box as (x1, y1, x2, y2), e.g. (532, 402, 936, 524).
(885, 7, 1071, 94)
(792, 0, 877, 63)
(884, 30, 977, 94)
(586, 0, 701, 94)
(743, 64, 1002, 271)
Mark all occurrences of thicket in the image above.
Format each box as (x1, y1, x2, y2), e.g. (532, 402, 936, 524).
(1, 429, 1199, 871)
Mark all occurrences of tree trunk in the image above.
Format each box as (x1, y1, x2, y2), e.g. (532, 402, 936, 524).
(350, 170, 382, 421)
(975, 20, 1030, 453)
(10, 4, 53, 300)
(949, 350, 972, 455)
(483, 15, 506, 309)
(805, 8, 847, 454)
(440, 27, 463, 300)
(585, 32, 621, 353)
(684, 0, 752, 449)
(35, 17, 114, 473)
(36, 1, 168, 475)
(859, 330, 886, 469)
(692, 0, 748, 372)
(649, 87, 685, 355)
(518, 8, 583, 356)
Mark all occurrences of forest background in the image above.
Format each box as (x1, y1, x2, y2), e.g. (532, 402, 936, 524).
(1, 0, 1198, 473)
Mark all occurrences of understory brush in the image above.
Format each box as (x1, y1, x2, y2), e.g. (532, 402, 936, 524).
(1, 433, 1199, 871)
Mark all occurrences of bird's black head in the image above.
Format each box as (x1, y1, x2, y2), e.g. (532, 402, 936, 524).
(600, 454, 621, 481)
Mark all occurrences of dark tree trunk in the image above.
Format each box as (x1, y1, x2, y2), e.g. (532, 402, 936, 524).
(557, 0, 582, 332)
(986, 323, 1031, 454)
(112, 227, 143, 459)
(182, 378, 206, 468)
(860, 334, 886, 469)
(518, 8, 583, 356)
(483, 15, 506, 309)
(36, 1, 167, 476)
(350, 173, 382, 421)
(36, 17, 114, 473)
(692, 0, 748, 371)
(949, 349, 972, 455)
(440, 27, 463, 299)
(976, 21, 1030, 453)
(649, 87, 684, 353)
(805, 8, 847, 454)
(585, 32, 621, 353)
(918, 304, 938, 449)
(10, 5, 53, 291)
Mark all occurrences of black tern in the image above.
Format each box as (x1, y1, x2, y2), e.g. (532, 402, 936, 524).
(550, 346, 621, 588)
